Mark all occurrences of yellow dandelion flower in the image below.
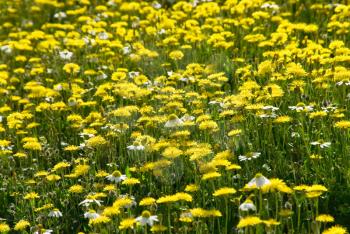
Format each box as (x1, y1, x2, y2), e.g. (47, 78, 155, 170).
(14, 220, 30, 231)
(162, 147, 183, 159)
(68, 185, 84, 194)
(150, 224, 167, 232)
(88, 216, 111, 226)
(228, 129, 242, 136)
(119, 218, 136, 230)
(306, 191, 323, 198)
(23, 141, 42, 151)
(263, 219, 280, 227)
(113, 197, 133, 209)
(102, 206, 120, 217)
(95, 170, 109, 177)
(274, 116, 292, 124)
(198, 120, 219, 132)
(122, 178, 140, 186)
(262, 178, 293, 194)
(213, 187, 236, 197)
(139, 197, 156, 206)
(279, 209, 294, 217)
(316, 214, 334, 223)
(64, 145, 80, 151)
(34, 171, 49, 177)
(293, 185, 310, 191)
(52, 162, 70, 171)
(307, 184, 328, 192)
(174, 192, 193, 202)
(63, 63, 80, 73)
(310, 154, 323, 160)
(46, 174, 61, 182)
(237, 216, 262, 228)
(169, 50, 184, 60)
(190, 208, 222, 218)
(185, 184, 199, 192)
(0, 223, 10, 233)
(202, 171, 221, 180)
(72, 164, 90, 177)
(85, 135, 108, 148)
(24, 192, 40, 200)
(334, 120, 350, 129)
(103, 184, 117, 192)
(157, 192, 192, 204)
(13, 152, 27, 158)
(309, 111, 327, 119)
(322, 225, 348, 234)
(226, 164, 241, 171)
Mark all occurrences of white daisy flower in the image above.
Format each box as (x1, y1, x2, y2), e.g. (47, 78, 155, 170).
(152, 2, 162, 9)
(48, 209, 62, 218)
(98, 32, 109, 40)
(262, 105, 279, 111)
(239, 200, 256, 211)
(261, 3, 279, 10)
(1, 45, 12, 54)
(54, 12, 67, 19)
(84, 210, 100, 219)
(135, 210, 159, 226)
(180, 114, 195, 122)
(311, 140, 331, 148)
(34, 229, 53, 234)
(123, 46, 131, 54)
(127, 142, 145, 151)
(59, 50, 73, 60)
(128, 71, 140, 79)
(165, 115, 183, 128)
(247, 173, 271, 188)
(106, 170, 127, 183)
(238, 152, 261, 161)
(158, 28, 166, 35)
(79, 198, 103, 207)
(107, 0, 116, 6)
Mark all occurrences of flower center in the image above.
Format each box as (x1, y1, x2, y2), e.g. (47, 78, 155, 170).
(141, 210, 151, 218)
(168, 114, 178, 121)
(112, 170, 122, 177)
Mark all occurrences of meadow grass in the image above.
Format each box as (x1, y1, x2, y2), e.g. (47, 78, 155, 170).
(0, 0, 349, 233)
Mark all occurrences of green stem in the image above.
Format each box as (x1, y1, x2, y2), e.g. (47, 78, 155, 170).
(167, 205, 171, 234)
(225, 198, 229, 233)
(259, 190, 263, 217)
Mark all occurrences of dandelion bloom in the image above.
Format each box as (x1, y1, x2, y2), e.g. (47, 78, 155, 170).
(122, 178, 140, 186)
(169, 50, 184, 60)
(150, 225, 167, 232)
(14, 220, 30, 231)
(334, 120, 350, 129)
(322, 226, 348, 234)
(237, 216, 262, 228)
(190, 208, 222, 218)
(213, 187, 236, 197)
(316, 214, 334, 223)
(24, 192, 40, 200)
(119, 218, 136, 230)
(68, 185, 84, 193)
(0, 223, 10, 233)
(88, 216, 111, 226)
(63, 63, 80, 73)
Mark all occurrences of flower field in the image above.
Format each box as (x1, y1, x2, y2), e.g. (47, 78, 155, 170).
(0, 0, 350, 233)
